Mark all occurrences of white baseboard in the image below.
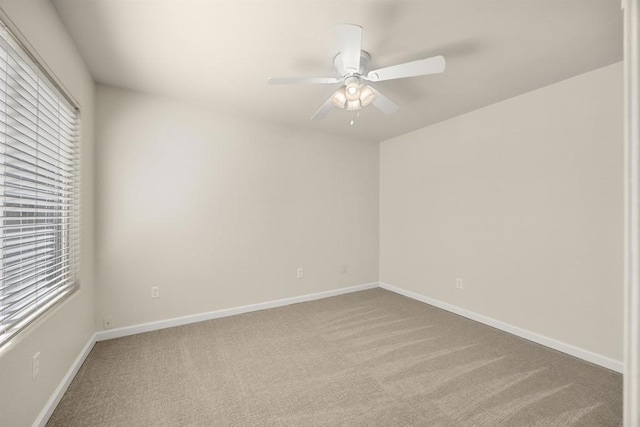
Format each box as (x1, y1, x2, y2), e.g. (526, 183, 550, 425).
(95, 282, 379, 342)
(379, 282, 623, 373)
(33, 333, 96, 427)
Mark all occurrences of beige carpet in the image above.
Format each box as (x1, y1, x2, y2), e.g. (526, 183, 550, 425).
(47, 289, 622, 426)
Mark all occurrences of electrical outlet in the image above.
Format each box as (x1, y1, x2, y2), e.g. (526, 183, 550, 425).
(340, 264, 348, 273)
(103, 317, 114, 329)
(32, 352, 40, 380)
(151, 286, 160, 299)
(456, 278, 464, 290)
(296, 267, 304, 279)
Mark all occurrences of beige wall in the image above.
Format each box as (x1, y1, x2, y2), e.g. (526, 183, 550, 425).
(0, 0, 95, 426)
(380, 62, 623, 361)
(95, 85, 379, 329)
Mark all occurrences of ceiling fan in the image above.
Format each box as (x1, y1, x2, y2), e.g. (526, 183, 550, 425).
(268, 24, 446, 120)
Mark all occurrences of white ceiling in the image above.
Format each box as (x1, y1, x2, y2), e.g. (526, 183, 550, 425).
(52, 0, 622, 142)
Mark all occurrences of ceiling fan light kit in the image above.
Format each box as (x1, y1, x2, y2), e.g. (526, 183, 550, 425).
(330, 77, 377, 110)
(359, 85, 376, 106)
(345, 80, 360, 100)
(268, 24, 446, 120)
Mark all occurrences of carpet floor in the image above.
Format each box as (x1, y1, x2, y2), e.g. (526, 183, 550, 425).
(47, 288, 622, 426)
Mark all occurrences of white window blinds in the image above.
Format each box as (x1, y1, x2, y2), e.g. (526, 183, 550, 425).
(0, 22, 80, 349)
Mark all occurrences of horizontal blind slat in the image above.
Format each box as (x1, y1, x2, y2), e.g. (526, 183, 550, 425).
(1, 129, 78, 166)
(0, 248, 70, 275)
(1, 256, 71, 285)
(4, 118, 76, 158)
(1, 147, 76, 179)
(0, 277, 74, 323)
(3, 126, 77, 164)
(1, 265, 73, 302)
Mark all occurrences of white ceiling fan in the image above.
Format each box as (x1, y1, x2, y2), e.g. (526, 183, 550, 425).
(268, 24, 446, 120)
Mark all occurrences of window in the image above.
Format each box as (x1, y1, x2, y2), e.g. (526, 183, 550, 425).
(0, 22, 80, 348)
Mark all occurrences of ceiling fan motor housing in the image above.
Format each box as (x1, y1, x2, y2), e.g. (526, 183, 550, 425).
(333, 50, 371, 77)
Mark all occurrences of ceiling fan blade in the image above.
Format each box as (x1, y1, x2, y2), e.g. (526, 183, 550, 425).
(268, 77, 341, 85)
(369, 87, 399, 115)
(336, 24, 363, 73)
(311, 98, 335, 120)
(366, 55, 446, 82)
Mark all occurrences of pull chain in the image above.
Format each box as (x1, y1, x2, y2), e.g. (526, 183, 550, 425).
(350, 110, 360, 126)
